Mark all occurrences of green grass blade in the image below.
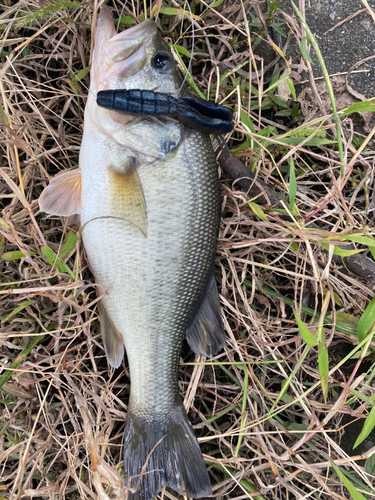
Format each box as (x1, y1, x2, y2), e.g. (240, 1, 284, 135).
(331, 464, 367, 500)
(319, 242, 363, 257)
(353, 406, 375, 449)
(334, 233, 375, 247)
(2, 299, 36, 323)
(318, 339, 329, 402)
(287, 77, 296, 100)
(59, 230, 78, 259)
(0, 334, 43, 391)
(195, 403, 238, 428)
(172, 50, 205, 99)
(209, 463, 267, 500)
(357, 295, 375, 342)
(293, 310, 318, 346)
(248, 202, 269, 222)
(2, 250, 36, 260)
(317, 291, 330, 401)
(271, 344, 311, 410)
(340, 99, 375, 116)
(288, 157, 296, 212)
(235, 365, 249, 456)
(116, 16, 136, 26)
(41, 245, 75, 280)
(300, 37, 313, 63)
(241, 278, 358, 336)
(75, 66, 90, 81)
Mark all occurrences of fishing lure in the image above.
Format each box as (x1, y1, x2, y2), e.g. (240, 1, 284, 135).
(96, 89, 234, 135)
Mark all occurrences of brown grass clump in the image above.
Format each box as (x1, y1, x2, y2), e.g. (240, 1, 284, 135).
(1, 0, 375, 499)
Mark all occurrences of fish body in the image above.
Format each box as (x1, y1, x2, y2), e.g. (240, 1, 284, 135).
(40, 7, 225, 499)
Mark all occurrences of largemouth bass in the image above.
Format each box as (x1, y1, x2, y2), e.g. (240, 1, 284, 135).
(39, 7, 225, 499)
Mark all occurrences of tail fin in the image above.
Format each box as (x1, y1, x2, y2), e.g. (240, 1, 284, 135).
(123, 404, 211, 500)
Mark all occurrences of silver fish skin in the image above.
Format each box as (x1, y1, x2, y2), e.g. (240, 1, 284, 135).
(39, 7, 225, 500)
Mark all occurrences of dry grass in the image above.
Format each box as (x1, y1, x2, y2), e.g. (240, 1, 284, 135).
(1, 0, 375, 499)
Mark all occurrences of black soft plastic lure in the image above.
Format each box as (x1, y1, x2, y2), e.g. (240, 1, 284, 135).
(96, 89, 234, 135)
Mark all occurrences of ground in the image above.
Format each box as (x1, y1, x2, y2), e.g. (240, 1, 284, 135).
(1, 1, 375, 499)
(306, 0, 375, 98)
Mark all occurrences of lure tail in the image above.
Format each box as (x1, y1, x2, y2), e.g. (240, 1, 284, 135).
(123, 404, 211, 500)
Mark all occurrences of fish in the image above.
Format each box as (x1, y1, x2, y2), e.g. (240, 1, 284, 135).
(39, 7, 225, 500)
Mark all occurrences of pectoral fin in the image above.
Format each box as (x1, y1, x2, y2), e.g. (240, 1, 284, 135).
(186, 275, 226, 357)
(109, 166, 147, 237)
(98, 303, 124, 369)
(39, 169, 82, 216)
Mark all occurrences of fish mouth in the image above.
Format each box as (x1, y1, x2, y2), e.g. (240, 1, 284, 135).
(111, 19, 158, 44)
(92, 8, 164, 92)
(104, 19, 158, 78)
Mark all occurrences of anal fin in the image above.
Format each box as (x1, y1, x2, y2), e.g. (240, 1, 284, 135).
(98, 303, 124, 368)
(186, 275, 226, 357)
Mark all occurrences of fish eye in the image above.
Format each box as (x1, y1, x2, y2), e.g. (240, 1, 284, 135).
(152, 53, 170, 71)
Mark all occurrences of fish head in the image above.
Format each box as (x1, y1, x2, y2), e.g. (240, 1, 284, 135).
(85, 7, 186, 139)
(91, 7, 184, 97)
